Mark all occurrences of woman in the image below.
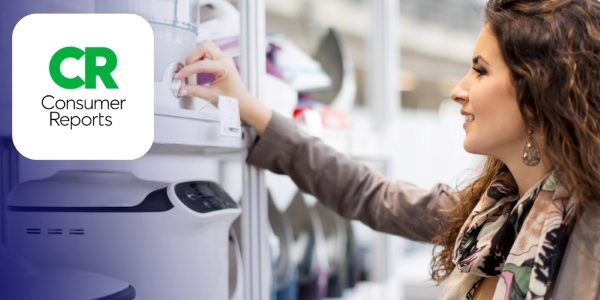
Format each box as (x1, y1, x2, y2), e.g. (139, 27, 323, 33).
(174, 0, 600, 298)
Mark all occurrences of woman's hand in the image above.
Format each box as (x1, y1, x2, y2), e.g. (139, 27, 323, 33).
(174, 40, 272, 135)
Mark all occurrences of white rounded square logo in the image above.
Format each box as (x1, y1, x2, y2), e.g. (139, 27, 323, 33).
(12, 14, 154, 160)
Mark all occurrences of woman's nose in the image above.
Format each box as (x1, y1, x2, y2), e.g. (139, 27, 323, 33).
(451, 78, 469, 104)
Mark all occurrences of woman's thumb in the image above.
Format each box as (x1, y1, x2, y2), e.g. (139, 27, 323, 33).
(180, 84, 217, 100)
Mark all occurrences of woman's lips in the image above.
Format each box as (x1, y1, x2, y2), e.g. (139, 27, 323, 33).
(461, 110, 474, 128)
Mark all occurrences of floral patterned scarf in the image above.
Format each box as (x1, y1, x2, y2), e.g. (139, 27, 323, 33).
(440, 167, 577, 300)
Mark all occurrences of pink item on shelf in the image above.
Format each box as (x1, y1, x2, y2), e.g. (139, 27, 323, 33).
(196, 36, 284, 85)
(214, 36, 239, 50)
(293, 104, 348, 130)
(197, 73, 216, 86)
(320, 106, 348, 130)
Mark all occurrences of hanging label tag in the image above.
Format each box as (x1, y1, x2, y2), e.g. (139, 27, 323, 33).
(218, 96, 242, 137)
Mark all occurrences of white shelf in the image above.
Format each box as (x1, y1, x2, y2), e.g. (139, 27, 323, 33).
(153, 106, 249, 154)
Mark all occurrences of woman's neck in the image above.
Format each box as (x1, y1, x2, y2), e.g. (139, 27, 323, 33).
(492, 131, 555, 197)
(501, 154, 554, 197)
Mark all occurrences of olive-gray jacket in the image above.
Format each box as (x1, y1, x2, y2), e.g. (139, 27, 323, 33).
(247, 112, 600, 299)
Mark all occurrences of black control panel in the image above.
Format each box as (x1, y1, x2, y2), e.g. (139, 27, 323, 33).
(174, 181, 239, 213)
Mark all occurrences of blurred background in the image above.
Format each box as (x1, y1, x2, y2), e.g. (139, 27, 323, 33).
(0, 0, 488, 299)
(261, 0, 485, 109)
(257, 0, 486, 299)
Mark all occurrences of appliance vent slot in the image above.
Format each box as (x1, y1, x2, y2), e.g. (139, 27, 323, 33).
(48, 229, 62, 235)
(69, 229, 85, 235)
(26, 228, 41, 235)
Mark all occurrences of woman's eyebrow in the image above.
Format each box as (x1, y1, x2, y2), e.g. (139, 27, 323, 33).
(472, 55, 489, 65)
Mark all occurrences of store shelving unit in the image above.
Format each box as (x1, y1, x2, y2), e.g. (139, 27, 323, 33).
(238, 1, 271, 299)
(152, 106, 252, 157)
(239, 0, 400, 297)
(0, 0, 401, 299)
(366, 0, 401, 284)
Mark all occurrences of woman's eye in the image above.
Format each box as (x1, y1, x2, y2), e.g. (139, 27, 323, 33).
(472, 67, 486, 77)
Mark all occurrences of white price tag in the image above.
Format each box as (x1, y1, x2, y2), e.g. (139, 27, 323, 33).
(218, 96, 242, 137)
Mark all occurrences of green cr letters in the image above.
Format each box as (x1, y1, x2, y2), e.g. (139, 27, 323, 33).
(49, 46, 119, 89)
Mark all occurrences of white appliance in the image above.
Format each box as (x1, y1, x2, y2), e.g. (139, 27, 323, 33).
(95, 0, 245, 145)
(7, 170, 241, 300)
(95, 0, 204, 110)
(95, 0, 199, 82)
(0, 246, 138, 300)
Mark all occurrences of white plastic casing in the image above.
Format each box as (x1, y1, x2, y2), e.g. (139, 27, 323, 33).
(7, 171, 241, 300)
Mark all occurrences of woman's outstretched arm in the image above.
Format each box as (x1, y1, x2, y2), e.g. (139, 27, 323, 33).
(175, 41, 458, 242)
(247, 112, 457, 242)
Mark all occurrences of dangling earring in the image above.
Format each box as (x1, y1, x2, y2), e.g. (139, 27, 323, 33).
(523, 129, 541, 166)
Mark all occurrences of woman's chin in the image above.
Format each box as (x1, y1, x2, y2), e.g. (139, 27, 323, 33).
(463, 140, 484, 155)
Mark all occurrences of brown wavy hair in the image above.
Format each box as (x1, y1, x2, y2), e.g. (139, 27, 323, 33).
(430, 0, 600, 283)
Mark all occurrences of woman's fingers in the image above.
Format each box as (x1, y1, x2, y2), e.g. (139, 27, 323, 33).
(185, 40, 222, 66)
(173, 40, 245, 101)
(173, 59, 224, 80)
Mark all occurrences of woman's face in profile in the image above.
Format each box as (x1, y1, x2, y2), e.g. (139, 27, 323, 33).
(451, 25, 529, 161)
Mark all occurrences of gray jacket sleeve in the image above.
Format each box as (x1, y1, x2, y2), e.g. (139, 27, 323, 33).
(246, 112, 459, 243)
